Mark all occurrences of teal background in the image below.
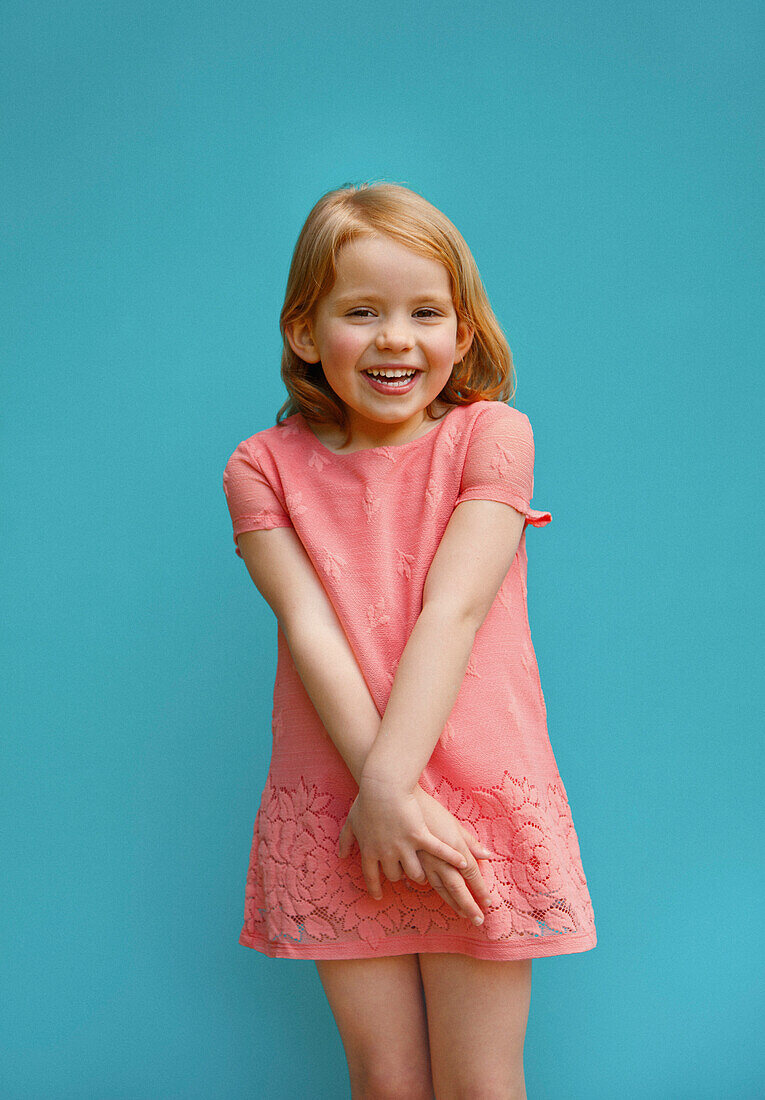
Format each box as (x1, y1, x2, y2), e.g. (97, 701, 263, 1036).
(3, 2, 762, 1097)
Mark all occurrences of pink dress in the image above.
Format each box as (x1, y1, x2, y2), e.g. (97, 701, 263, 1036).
(222, 399, 597, 960)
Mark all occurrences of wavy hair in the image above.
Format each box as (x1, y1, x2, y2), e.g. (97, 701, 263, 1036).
(275, 181, 517, 445)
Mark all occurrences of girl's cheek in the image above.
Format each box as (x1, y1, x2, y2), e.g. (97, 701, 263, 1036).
(330, 332, 368, 359)
(429, 330, 461, 360)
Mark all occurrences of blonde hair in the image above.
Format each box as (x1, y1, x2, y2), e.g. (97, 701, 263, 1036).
(275, 181, 517, 445)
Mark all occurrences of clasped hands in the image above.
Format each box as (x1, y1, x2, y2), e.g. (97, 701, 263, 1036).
(337, 772, 492, 926)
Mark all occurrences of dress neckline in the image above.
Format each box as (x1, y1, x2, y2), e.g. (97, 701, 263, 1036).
(297, 405, 461, 458)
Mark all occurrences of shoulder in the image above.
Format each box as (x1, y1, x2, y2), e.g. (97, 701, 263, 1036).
(473, 400, 529, 422)
(225, 414, 302, 467)
(463, 400, 533, 436)
(457, 403, 538, 476)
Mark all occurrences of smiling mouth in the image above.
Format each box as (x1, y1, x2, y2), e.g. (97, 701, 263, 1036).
(362, 370, 420, 392)
(363, 368, 420, 379)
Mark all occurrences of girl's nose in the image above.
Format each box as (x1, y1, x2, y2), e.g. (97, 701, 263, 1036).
(375, 323, 414, 351)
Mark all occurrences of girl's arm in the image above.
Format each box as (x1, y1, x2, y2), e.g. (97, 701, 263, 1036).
(234, 525, 492, 920)
(358, 497, 528, 791)
(358, 406, 548, 801)
(236, 527, 381, 787)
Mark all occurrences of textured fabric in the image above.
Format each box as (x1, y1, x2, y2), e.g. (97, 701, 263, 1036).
(222, 399, 597, 960)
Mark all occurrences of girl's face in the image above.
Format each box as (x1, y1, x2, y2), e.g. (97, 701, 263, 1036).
(286, 233, 474, 449)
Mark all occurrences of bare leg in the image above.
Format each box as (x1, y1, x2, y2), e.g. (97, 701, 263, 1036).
(315, 954, 434, 1100)
(418, 952, 532, 1100)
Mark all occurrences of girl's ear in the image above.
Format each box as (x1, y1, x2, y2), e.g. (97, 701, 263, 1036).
(286, 317, 321, 364)
(455, 320, 475, 364)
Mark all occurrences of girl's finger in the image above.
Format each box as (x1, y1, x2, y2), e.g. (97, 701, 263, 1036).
(420, 864, 452, 910)
(425, 873, 452, 910)
(387, 861, 405, 883)
(363, 857, 384, 900)
(400, 854, 427, 883)
(420, 833, 469, 870)
(433, 864, 486, 925)
(426, 867, 444, 892)
(418, 849, 488, 923)
(380, 854, 408, 887)
(420, 860, 483, 924)
(458, 855, 492, 909)
(416, 829, 491, 908)
(461, 828, 493, 861)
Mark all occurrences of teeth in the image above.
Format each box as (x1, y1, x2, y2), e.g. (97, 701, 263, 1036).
(366, 369, 416, 378)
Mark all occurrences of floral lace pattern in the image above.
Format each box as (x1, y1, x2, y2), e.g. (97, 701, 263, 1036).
(241, 769, 596, 950)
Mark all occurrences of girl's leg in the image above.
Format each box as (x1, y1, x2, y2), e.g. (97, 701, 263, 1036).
(315, 954, 434, 1100)
(417, 953, 532, 1100)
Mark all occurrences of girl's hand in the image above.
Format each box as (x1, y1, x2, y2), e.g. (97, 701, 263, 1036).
(411, 786, 493, 926)
(337, 773, 471, 900)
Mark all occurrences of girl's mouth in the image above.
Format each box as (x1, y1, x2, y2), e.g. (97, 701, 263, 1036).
(362, 370, 420, 395)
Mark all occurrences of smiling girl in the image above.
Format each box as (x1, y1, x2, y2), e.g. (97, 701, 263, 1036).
(223, 181, 596, 1098)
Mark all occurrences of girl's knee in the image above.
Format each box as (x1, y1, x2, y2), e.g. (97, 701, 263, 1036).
(435, 1065, 526, 1100)
(350, 1059, 433, 1100)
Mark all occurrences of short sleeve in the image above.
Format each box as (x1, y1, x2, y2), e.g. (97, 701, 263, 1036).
(454, 403, 552, 527)
(222, 440, 293, 558)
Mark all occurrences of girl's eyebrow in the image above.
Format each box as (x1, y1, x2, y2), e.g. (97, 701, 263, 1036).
(333, 292, 453, 307)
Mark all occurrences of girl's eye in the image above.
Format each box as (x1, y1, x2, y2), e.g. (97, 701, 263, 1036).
(346, 308, 441, 318)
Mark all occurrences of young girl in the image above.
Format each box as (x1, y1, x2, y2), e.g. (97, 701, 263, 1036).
(223, 182, 596, 1099)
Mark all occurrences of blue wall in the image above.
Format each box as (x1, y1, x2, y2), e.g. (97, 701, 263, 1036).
(3, 1, 762, 1096)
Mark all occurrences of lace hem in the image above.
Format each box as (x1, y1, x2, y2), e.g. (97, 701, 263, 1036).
(239, 925, 597, 961)
(239, 769, 596, 955)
